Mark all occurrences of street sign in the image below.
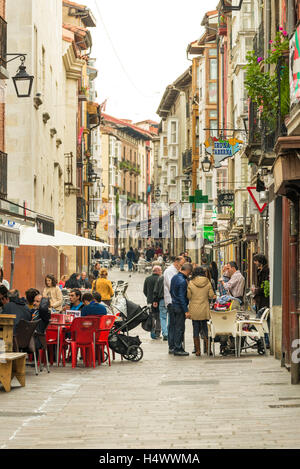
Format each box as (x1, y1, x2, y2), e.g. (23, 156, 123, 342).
(247, 187, 267, 213)
(217, 191, 234, 207)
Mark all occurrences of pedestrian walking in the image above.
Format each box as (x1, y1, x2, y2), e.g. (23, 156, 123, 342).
(143, 266, 162, 339)
(127, 247, 135, 272)
(169, 263, 193, 356)
(164, 256, 185, 353)
(186, 267, 215, 356)
(153, 272, 168, 341)
(120, 248, 126, 271)
(252, 254, 270, 311)
(92, 268, 114, 306)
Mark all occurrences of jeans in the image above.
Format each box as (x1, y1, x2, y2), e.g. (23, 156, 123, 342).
(168, 305, 186, 352)
(159, 299, 168, 338)
(192, 320, 208, 339)
(151, 306, 161, 338)
(128, 260, 133, 271)
(120, 259, 125, 271)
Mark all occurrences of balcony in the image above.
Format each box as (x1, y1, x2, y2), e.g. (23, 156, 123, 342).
(77, 196, 86, 222)
(0, 151, 7, 198)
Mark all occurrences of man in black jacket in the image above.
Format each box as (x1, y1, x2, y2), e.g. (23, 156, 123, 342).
(143, 266, 162, 339)
(0, 286, 32, 334)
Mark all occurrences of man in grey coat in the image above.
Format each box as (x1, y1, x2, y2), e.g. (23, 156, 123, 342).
(143, 266, 162, 340)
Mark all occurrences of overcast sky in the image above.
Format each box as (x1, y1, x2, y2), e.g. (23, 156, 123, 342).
(85, 0, 218, 123)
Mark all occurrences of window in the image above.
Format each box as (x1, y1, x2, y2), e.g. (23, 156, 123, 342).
(163, 137, 168, 157)
(210, 120, 218, 138)
(209, 48, 217, 57)
(168, 120, 178, 145)
(210, 59, 217, 80)
(208, 82, 217, 104)
(206, 177, 213, 210)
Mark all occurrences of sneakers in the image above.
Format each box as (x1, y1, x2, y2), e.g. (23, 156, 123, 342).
(174, 350, 189, 356)
(168, 349, 174, 354)
(163, 336, 168, 341)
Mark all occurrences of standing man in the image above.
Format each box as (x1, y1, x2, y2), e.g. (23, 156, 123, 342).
(220, 261, 245, 304)
(252, 254, 270, 312)
(78, 272, 92, 289)
(143, 266, 162, 340)
(127, 247, 135, 272)
(164, 256, 185, 353)
(170, 263, 193, 356)
(146, 245, 155, 262)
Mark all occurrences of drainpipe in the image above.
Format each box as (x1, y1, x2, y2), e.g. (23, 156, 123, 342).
(287, 0, 295, 36)
(9, 247, 15, 288)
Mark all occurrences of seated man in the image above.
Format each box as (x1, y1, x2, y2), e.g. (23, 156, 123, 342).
(68, 289, 84, 311)
(0, 286, 32, 334)
(25, 288, 40, 313)
(78, 272, 92, 289)
(81, 293, 107, 317)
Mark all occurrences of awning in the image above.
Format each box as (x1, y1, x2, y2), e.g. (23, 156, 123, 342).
(20, 226, 110, 248)
(0, 225, 20, 248)
(212, 237, 241, 249)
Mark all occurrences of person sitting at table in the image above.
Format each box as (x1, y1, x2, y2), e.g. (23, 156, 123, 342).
(78, 272, 92, 289)
(0, 286, 32, 334)
(92, 268, 114, 306)
(65, 273, 81, 289)
(92, 291, 111, 314)
(59, 275, 68, 289)
(81, 293, 107, 317)
(25, 288, 40, 313)
(68, 289, 84, 311)
(32, 294, 51, 350)
(43, 274, 63, 312)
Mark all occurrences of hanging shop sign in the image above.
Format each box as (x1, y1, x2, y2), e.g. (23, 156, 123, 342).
(290, 24, 300, 106)
(204, 136, 243, 168)
(217, 190, 235, 207)
(189, 190, 208, 204)
(203, 225, 215, 242)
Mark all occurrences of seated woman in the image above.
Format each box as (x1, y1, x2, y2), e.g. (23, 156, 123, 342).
(43, 274, 63, 312)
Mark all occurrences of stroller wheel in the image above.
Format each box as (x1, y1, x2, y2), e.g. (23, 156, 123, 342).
(124, 345, 143, 362)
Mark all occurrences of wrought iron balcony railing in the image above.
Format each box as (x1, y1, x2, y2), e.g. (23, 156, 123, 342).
(0, 16, 7, 69)
(0, 151, 7, 197)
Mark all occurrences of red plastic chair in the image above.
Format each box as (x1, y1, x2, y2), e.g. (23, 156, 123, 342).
(95, 315, 116, 366)
(70, 317, 98, 368)
(46, 325, 67, 366)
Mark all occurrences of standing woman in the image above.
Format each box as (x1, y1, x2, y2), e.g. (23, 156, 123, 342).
(186, 267, 215, 356)
(43, 274, 63, 312)
(209, 261, 218, 293)
(92, 268, 114, 306)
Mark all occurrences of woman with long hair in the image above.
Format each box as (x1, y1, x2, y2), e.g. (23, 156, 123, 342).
(65, 273, 81, 289)
(43, 274, 63, 312)
(186, 266, 215, 356)
(210, 261, 218, 292)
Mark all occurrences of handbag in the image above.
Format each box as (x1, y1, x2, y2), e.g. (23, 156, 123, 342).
(141, 312, 152, 332)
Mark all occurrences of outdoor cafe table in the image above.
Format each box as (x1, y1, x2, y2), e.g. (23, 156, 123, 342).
(49, 314, 74, 367)
(0, 314, 16, 352)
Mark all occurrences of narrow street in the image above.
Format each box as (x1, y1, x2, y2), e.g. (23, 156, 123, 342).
(1, 271, 300, 450)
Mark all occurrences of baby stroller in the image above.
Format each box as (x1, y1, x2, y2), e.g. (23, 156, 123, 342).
(108, 299, 150, 362)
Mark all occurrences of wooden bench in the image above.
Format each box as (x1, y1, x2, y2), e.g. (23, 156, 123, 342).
(0, 315, 16, 352)
(0, 353, 27, 392)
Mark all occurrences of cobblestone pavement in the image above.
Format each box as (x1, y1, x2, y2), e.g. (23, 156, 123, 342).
(1, 269, 300, 449)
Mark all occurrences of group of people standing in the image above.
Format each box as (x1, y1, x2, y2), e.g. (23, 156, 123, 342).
(143, 251, 270, 357)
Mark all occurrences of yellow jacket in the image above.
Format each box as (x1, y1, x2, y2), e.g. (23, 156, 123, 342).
(92, 278, 114, 300)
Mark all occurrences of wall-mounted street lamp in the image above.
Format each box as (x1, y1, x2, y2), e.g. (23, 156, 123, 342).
(201, 155, 212, 173)
(6, 54, 34, 98)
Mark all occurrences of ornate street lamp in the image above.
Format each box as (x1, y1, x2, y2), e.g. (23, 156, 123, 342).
(7, 54, 34, 98)
(201, 155, 212, 173)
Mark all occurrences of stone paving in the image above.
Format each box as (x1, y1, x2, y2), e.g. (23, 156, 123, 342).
(1, 269, 300, 449)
